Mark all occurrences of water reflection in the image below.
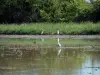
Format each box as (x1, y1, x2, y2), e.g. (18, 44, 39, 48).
(0, 44, 100, 75)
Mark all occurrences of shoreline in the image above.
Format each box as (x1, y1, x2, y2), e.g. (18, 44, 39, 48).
(0, 35, 100, 39)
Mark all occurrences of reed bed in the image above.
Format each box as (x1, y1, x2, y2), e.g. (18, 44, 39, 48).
(0, 22, 100, 35)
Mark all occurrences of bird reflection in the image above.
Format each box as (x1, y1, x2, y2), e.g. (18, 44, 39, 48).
(58, 48, 61, 55)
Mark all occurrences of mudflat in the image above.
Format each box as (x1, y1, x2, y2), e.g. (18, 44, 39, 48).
(0, 35, 100, 39)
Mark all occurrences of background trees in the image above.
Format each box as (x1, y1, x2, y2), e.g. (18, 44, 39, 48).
(90, 0, 100, 22)
(0, 0, 100, 23)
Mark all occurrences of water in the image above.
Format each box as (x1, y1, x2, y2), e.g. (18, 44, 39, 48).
(0, 38, 100, 75)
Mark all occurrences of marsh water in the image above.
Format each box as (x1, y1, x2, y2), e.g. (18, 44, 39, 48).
(0, 38, 100, 75)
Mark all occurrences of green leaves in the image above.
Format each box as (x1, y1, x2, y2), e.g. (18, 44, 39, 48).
(0, 0, 100, 23)
(39, 0, 78, 22)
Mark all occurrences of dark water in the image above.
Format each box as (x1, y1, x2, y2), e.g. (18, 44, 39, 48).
(0, 39, 100, 75)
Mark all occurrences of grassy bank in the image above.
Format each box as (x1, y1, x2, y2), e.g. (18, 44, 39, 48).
(0, 22, 100, 35)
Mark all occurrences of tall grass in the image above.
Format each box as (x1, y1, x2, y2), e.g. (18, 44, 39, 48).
(0, 22, 100, 35)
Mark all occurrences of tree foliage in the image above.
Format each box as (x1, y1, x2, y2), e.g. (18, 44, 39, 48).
(0, 0, 100, 23)
(77, 0, 100, 22)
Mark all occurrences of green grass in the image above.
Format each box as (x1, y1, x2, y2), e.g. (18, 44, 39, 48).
(0, 22, 100, 35)
(0, 38, 100, 46)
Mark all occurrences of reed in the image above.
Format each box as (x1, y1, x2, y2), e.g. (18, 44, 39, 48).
(0, 22, 100, 35)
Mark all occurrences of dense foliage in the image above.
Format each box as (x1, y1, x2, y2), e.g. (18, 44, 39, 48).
(0, 0, 100, 23)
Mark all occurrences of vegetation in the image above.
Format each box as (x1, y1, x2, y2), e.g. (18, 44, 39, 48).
(0, 22, 100, 35)
(0, 38, 100, 46)
(0, 0, 100, 23)
(0, 0, 100, 35)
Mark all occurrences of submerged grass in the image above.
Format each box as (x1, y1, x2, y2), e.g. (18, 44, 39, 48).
(0, 38, 100, 46)
(0, 22, 100, 35)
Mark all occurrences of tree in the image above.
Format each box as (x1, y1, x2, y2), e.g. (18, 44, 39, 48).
(0, 0, 100, 23)
(91, 0, 100, 22)
(40, 0, 78, 22)
(74, 0, 94, 22)
(0, 0, 39, 23)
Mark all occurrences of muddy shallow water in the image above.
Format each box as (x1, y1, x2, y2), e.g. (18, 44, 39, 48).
(0, 38, 100, 75)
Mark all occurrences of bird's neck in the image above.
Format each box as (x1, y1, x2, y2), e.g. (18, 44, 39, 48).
(57, 30, 59, 35)
(57, 38, 60, 43)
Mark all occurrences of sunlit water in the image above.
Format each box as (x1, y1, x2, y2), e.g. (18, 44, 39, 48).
(0, 39, 100, 75)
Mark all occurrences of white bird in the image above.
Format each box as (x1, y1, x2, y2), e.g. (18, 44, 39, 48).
(41, 31, 44, 42)
(57, 38, 61, 47)
(57, 38, 61, 55)
(41, 31, 44, 35)
(57, 30, 61, 47)
(57, 30, 62, 55)
(57, 30, 59, 35)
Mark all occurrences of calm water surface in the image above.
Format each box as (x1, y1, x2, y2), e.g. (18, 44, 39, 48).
(0, 39, 100, 75)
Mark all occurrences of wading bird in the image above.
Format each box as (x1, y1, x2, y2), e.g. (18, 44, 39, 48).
(41, 31, 44, 42)
(57, 30, 61, 47)
(57, 38, 61, 47)
(57, 30, 62, 55)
